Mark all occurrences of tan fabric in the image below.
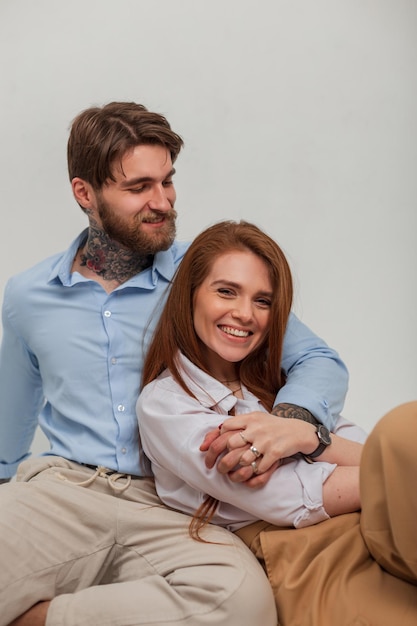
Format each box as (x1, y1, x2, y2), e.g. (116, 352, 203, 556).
(360, 402, 417, 583)
(0, 458, 277, 626)
(236, 402, 417, 626)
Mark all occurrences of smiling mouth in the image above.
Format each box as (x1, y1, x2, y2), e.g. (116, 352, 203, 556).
(219, 325, 251, 338)
(142, 216, 165, 224)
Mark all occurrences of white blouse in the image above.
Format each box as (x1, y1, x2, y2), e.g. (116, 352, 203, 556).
(137, 353, 367, 531)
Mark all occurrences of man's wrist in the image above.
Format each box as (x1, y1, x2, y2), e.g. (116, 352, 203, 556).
(271, 402, 320, 425)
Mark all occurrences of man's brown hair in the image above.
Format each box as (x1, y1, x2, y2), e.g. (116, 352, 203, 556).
(67, 102, 183, 189)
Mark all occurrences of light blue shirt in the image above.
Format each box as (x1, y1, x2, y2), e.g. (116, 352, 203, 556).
(0, 230, 348, 479)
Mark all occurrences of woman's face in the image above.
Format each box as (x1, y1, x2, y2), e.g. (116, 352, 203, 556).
(193, 249, 273, 380)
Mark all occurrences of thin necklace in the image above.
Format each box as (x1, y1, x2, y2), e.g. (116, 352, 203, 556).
(220, 379, 242, 396)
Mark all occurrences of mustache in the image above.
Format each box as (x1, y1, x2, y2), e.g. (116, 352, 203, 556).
(138, 208, 177, 223)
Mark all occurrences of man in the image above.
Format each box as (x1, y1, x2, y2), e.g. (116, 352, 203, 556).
(0, 102, 348, 625)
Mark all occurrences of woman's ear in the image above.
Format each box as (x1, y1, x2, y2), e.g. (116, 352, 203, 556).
(71, 177, 96, 212)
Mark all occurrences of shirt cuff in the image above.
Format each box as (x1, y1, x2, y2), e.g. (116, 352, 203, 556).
(293, 458, 335, 528)
(274, 383, 335, 429)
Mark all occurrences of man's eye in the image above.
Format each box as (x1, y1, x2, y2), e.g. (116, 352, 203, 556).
(130, 187, 145, 193)
(162, 179, 173, 187)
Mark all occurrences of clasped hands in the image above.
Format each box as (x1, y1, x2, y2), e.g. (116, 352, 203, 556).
(200, 409, 317, 488)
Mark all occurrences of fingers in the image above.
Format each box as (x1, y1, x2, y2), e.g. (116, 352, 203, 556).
(223, 429, 251, 451)
(215, 446, 250, 474)
(227, 460, 281, 486)
(239, 445, 262, 467)
(204, 432, 237, 468)
(205, 413, 290, 479)
(215, 442, 279, 478)
(218, 426, 284, 476)
(243, 461, 281, 488)
(199, 427, 221, 452)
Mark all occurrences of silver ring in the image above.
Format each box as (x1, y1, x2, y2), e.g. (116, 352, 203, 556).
(249, 445, 261, 458)
(251, 461, 259, 474)
(239, 431, 249, 444)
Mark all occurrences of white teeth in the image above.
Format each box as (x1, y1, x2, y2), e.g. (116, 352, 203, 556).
(220, 326, 249, 337)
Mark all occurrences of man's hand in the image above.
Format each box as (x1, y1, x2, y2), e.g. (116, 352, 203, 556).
(199, 405, 319, 487)
(200, 428, 280, 487)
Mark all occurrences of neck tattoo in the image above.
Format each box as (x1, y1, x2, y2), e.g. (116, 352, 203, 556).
(79, 224, 153, 284)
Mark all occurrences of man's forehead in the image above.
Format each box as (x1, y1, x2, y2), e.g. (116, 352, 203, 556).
(113, 144, 173, 180)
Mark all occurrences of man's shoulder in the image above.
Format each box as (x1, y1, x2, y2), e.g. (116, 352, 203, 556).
(4, 251, 64, 303)
(149, 240, 190, 283)
(171, 239, 190, 265)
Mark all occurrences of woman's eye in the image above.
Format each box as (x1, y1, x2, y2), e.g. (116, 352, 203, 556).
(256, 299, 272, 308)
(217, 288, 234, 296)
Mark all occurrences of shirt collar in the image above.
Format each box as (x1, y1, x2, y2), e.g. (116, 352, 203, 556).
(175, 352, 262, 413)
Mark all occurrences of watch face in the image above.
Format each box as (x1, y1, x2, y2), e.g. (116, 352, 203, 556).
(317, 425, 332, 445)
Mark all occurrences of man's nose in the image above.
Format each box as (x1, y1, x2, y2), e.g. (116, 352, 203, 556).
(148, 185, 173, 212)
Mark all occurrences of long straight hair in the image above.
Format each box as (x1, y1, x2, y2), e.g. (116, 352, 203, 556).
(142, 220, 293, 411)
(141, 220, 293, 540)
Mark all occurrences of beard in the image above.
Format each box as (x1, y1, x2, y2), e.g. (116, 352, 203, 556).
(97, 197, 177, 255)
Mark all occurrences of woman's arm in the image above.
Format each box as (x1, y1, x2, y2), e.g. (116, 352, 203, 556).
(137, 378, 360, 529)
(322, 466, 361, 515)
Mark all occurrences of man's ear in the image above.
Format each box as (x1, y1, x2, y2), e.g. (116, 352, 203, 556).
(71, 177, 96, 211)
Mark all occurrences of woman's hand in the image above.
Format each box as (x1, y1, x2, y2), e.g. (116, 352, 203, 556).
(200, 412, 317, 486)
(221, 411, 317, 464)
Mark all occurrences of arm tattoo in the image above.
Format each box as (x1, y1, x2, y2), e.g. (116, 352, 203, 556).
(271, 402, 320, 425)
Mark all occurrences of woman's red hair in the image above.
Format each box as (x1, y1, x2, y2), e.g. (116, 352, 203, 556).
(142, 220, 293, 411)
(141, 220, 293, 540)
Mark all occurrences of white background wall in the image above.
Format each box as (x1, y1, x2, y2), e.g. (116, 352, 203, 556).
(0, 0, 416, 457)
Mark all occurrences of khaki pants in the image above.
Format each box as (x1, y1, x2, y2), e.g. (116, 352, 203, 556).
(236, 402, 417, 626)
(0, 459, 277, 626)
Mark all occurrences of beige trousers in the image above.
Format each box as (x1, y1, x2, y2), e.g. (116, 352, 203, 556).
(0, 459, 276, 626)
(236, 402, 417, 626)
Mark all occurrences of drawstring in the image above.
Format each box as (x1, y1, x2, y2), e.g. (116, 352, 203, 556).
(58, 465, 132, 493)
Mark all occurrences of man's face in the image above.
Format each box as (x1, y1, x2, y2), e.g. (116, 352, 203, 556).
(93, 144, 177, 255)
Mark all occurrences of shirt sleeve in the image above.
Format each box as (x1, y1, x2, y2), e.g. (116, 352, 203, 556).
(278, 313, 349, 429)
(137, 380, 335, 529)
(0, 280, 45, 478)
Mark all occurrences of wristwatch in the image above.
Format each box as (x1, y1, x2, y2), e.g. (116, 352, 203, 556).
(307, 424, 332, 459)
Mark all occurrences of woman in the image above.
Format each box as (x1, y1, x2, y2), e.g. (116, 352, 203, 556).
(137, 220, 417, 625)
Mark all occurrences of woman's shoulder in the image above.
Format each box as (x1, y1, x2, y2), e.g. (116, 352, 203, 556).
(140, 369, 183, 399)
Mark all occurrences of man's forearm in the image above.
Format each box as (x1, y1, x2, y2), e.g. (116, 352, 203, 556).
(271, 402, 320, 425)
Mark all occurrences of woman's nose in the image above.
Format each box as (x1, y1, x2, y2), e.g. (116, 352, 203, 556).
(231, 300, 253, 322)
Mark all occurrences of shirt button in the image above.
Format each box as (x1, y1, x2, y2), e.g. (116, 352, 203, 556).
(111, 358, 117, 365)
(117, 404, 125, 412)
(104, 310, 111, 317)
(121, 448, 127, 454)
